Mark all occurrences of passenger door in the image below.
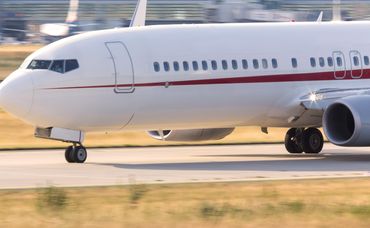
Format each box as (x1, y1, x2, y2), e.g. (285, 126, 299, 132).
(105, 42, 135, 93)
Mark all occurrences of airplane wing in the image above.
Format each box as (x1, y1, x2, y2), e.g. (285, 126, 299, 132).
(300, 87, 370, 111)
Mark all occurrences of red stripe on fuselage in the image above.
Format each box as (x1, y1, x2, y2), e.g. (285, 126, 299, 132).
(44, 69, 370, 90)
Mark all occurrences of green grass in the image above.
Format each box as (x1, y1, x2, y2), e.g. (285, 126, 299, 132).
(2, 178, 370, 227)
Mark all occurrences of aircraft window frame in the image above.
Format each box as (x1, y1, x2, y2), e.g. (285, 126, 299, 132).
(153, 62, 160, 72)
(319, 57, 325, 67)
(271, 58, 278, 69)
(242, 59, 248, 69)
(163, 62, 170, 72)
(253, 59, 259, 69)
(364, 56, 370, 66)
(173, 61, 180, 72)
(211, 60, 218, 70)
(262, 59, 268, 69)
(192, 61, 199, 71)
(310, 58, 317, 67)
(27, 60, 52, 70)
(336, 57, 343, 67)
(65, 59, 79, 73)
(232, 60, 238, 70)
(353, 56, 360, 67)
(202, 60, 208, 71)
(222, 60, 228, 70)
(50, 60, 65, 73)
(183, 61, 189, 71)
(327, 57, 334, 67)
(291, 58, 298, 68)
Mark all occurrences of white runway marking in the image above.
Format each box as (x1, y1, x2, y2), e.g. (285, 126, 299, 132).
(1, 144, 370, 189)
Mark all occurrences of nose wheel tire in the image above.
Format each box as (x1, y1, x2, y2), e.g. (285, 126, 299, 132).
(64, 145, 87, 163)
(64, 146, 75, 163)
(302, 128, 324, 154)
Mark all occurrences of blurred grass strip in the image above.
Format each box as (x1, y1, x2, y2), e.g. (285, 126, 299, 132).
(1, 178, 370, 227)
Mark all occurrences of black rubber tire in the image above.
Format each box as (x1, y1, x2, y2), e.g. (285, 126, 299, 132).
(73, 146, 87, 163)
(285, 128, 303, 154)
(65, 146, 75, 163)
(302, 128, 324, 154)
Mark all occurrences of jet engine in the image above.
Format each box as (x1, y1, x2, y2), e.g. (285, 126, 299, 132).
(323, 96, 370, 146)
(147, 128, 235, 142)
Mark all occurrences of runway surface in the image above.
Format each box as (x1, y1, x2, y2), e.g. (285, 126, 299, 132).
(1, 143, 370, 189)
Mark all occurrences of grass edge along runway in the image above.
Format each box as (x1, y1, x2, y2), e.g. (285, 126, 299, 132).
(1, 178, 370, 227)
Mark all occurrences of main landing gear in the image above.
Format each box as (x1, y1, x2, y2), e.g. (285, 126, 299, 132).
(285, 128, 324, 154)
(64, 144, 87, 163)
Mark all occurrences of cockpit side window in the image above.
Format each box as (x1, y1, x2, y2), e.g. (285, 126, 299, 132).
(27, 60, 52, 70)
(50, 60, 65, 73)
(65, 60, 79, 73)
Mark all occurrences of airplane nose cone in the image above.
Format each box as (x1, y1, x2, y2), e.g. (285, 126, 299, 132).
(0, 72, 34, 117)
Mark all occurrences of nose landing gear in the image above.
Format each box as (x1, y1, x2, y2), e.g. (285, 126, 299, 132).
(64, 144, 87, 163)
(285, 128, 324, 154)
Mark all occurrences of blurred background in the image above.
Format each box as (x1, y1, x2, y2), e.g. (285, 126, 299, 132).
(1, 0, 370, 43)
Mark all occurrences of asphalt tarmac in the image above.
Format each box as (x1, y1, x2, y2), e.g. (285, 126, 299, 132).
(1, 143, 370, 189)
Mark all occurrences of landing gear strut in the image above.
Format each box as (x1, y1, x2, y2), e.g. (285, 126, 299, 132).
(284, 128, 324, 154)
(64, 144, 87, 163)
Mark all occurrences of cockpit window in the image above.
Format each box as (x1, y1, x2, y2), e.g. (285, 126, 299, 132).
(50, 60, 65, 73)
(27, 60, 52, 70)
(65, 60, 79, 73)
(27, 59, 79, 74)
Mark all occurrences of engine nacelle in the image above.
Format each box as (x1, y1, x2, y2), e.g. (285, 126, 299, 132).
(323, 95, 370, 146)
(147, 128, 235, 142)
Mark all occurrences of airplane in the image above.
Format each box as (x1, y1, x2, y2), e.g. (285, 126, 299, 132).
(0, 0, 367, 163)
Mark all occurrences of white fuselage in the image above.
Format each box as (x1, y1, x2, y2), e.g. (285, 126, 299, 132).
(1, 21, 370, 132)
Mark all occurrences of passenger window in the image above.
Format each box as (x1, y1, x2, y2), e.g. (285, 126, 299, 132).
(164, 62, 170, 72)
(291, 58, 298, 68)
(364, 56, 370, 66)
(50, 60, 65, 73)
(183, 61, 189, 71)
(353, 56, 360, 66)
(327, 57, 334, 67)
(211, 60, 217, 70)
(153, 62, 160, 72)
(310, 58, 316, 67)
(242, 59, 248, 69)
(271, 59, 278, 69)
(192, 61, 199, 71)
(336, 57, 343, 67)
(232, 60, 238, 70)
(202, 61, 208, 70)
(27, 60, 52, 70)
(65, 59, 79, 73)
(222, 60, 228, 70)
(262, 59, 268, 69)
(319, 57, 325, 67)
(173, 61, 180, 71)
(253, 59, 259, 69)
